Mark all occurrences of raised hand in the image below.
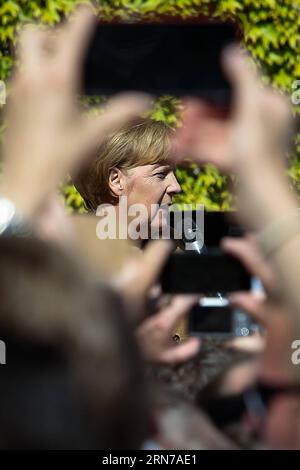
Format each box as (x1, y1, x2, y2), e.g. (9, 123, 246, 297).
(1, 5, 150, 219)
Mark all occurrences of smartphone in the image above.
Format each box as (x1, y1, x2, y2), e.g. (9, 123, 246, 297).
(83, 22, 236, 102)
(203, 211, 245, 247)
(169, 210, 244, 251)
(160, 249, 251, 294)
(188, 298, 255, 338)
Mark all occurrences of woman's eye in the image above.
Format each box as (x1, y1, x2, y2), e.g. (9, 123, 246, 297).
(155, 172, 168, 179)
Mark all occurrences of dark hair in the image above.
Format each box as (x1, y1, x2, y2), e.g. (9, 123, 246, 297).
(195, 353, 258, 449)
(146, 340, 256, 449)
(0, 236, 148, 449)
(147, 339, 247, 404)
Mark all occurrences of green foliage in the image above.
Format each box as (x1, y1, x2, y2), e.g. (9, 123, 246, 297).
(174, 163, 235, 210)
(62, 179, 87, 213)
(1, 0, 300, 211)
(151, 96, 182, 127)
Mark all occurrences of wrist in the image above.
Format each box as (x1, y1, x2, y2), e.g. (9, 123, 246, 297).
(237, 158, 296, 231)
(256, 209, 300, 259)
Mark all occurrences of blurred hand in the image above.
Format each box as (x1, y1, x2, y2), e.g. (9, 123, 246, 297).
(229, 292, 295, 384)
(113, 240, 201, 364)
(222, 235, 295, 382)
(2, 5, 150, 218)
(136, 295, 200, 364)
(33, 194, 77, 247)
(172, 47, 291, 174)
(112, 240, 174, 321)
(222, 234, 272, 351)
(221, 235, 275, 293)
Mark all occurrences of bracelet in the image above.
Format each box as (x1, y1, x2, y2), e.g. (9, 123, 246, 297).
(256, 209, 300, 258)
(0, 197, 31, 236)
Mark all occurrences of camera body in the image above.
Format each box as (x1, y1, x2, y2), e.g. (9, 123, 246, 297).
(162, 211, 261, 338)
(188, 297, 257, 339)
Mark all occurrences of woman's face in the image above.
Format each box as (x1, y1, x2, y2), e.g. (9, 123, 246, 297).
(121, 163, 181, 231)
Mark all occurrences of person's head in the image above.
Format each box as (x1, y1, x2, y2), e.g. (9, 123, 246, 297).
(0, 236, 148, 449)
(148, 339, 257, 449)
(147, 339, 245, 404)
(147, 340, 251, 449)
(197, 355, 259, 449)
(73, 118, 181, 228)
(257, 307, 300, 450)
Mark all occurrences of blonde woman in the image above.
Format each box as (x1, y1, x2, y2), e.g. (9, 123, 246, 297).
(73, 118, 181, 238)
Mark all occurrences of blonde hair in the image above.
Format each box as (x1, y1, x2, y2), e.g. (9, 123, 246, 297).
(73, 118, 172, 211)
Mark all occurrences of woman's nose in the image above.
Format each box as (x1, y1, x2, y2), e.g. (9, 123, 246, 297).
(167, 173, 181, 195)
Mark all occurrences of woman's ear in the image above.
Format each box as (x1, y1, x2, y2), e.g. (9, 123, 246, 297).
(108, 168, 125, 198)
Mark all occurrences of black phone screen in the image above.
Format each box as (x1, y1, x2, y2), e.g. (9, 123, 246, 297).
(189, 305, 232, 333)
(161, 250, 251, 294)
(83, 22, 236, 101)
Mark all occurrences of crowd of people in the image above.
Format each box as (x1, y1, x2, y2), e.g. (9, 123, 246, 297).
(1, 5, 300, 449)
